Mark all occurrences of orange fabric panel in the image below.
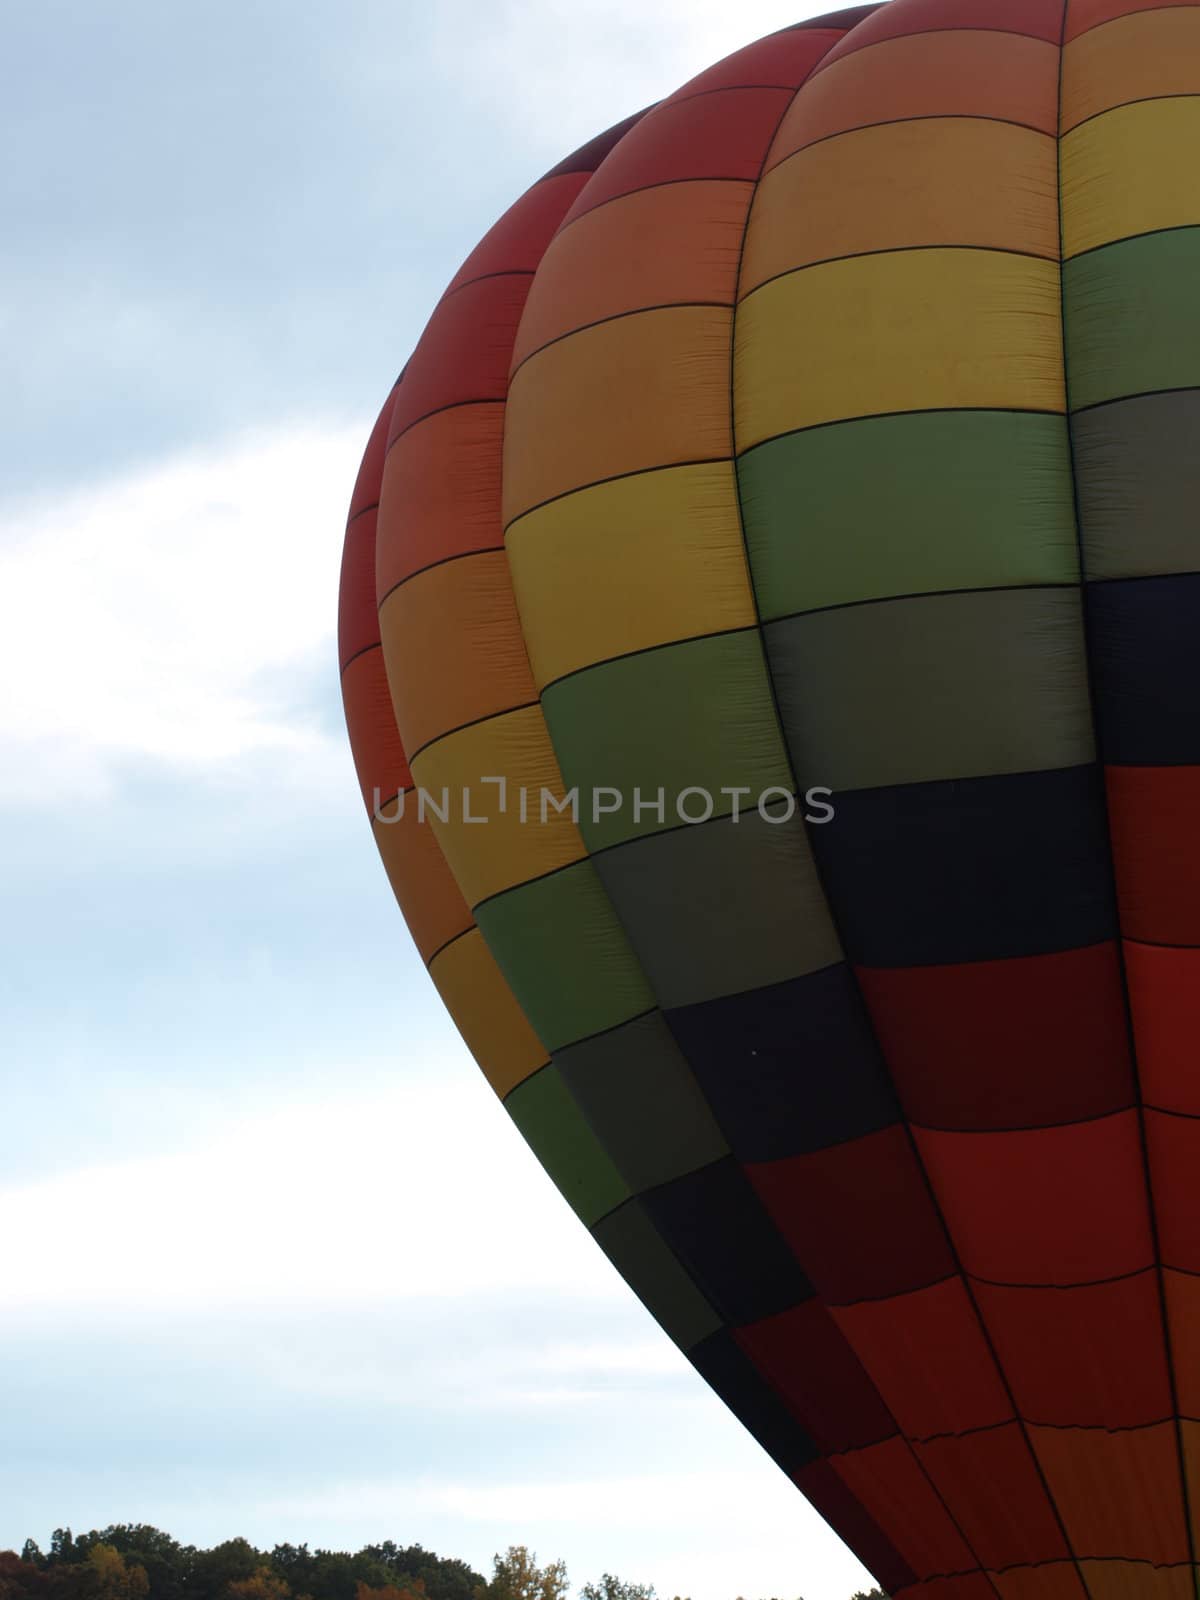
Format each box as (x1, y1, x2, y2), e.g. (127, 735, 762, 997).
(1164, 1269, 1200, 1418)
(742, 118, 1057, 293)
(1061, 6, 1200, 129)
(371, 796, 471, 965)
(1124, 940, 1200, 1116)
(830, 1278, 1011, 1439)
(379, 551, 536, 759)
(830, 1437, 977, 1577)
(376, 403, 505, 599)
(1146, 1109, 1200, 1274)
(341, 647, 411, 810)
(510, 180, 752, 368)
(914, 1114, 1155, 1286)
(502, 306, 732, 524)
(1107, 765, 1200, 945)
(339, 509, 381, 667)
(430, 928, 549, 1097)
(1076, 1563, 1196, 1600)
(1029, 1422, 1190, 1564)
(1065, 0, 1200, 44)
(767, 32, 1060, 168)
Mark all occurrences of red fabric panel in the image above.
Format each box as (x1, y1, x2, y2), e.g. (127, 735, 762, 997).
(988, 1566, 1089, 1600)
(972, 1272, 1172, 1428)
(830, 1437, 978, 1577)
(376, 403, 506, 598)
(857, 944, 1133, 1132)
(443, 173, 590, 294)
(669, 28, 847, 97)
(386, 274, 532, 443)
(894, 1577, 998, 1600)
(1146, 1109, 1200, 1274)
(341, 648, 410, 812)
(915, 1423, 1069, 1569)
(338, 509, 380, 669)
(736, 1298, 897, 1453)
(747, 1125, 956, 1303)
(817, 0, 1063, 68)
(1107, 765, 1200, 945)
(831, 1278, 1012, 1438)
(914, 1114, 1154, 1285)
(795, 1456, 917, 1595)
(560, 88, 795, 223)
(1125, 941, 1200, 1116)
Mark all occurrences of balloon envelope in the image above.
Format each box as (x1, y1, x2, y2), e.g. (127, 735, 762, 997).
(339, 2, 1200, 1594)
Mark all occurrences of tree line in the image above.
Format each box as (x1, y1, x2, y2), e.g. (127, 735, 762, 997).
(0, 1527, 887, 1600)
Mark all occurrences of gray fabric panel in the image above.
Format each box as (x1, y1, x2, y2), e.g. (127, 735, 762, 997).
(594, 808, 841, 1010)
(1074, 388, 1200, 580)
(555, 1011, 729, 1193)
(766, 586, 1096, 792)
(592, 1200, 722, 1352)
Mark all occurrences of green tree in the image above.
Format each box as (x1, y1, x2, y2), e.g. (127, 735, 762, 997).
(474, 1549, 567, 1600)
(579, 1578, 655, 1600)
(851, 1589, 889, 1599)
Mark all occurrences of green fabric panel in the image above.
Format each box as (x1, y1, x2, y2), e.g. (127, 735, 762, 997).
(556, 1012, 729, 1193)
(738, 410, 1078, 619)
(506, 1065, 630, 1227)
(592, 1200, 722, 1352)
(767, 586, 1095, 792)
(541, 630, 792, 852)
(594, 808, 841, 1008)
(476, 860, 654, 1052)
(1065, 226, 1200, 411)
(1074, 390, 1200, 579)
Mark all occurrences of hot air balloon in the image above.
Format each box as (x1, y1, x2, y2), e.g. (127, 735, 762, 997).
(337, 0, 1200, 1594)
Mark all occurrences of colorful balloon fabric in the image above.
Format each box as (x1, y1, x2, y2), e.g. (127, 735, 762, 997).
(337, 1, 1200, 1594)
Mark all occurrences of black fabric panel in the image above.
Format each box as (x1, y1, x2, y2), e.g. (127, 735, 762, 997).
(688, 1328, 822, 1476)
(641, 1157, 814, 1325)
(665, 964, 900, 1161)
(1087, 573, 1200, 765)
(811, 766, 1118, 966)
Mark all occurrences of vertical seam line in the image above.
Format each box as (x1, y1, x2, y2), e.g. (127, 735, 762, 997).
(1055, 0, 1199, 1576)
(725, 44, 1008, 1600)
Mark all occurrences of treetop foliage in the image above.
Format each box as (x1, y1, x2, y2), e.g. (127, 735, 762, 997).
(0, 1529, 885, 1600)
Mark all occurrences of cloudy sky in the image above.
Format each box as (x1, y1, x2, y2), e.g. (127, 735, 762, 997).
(2, 5, 873, 1597)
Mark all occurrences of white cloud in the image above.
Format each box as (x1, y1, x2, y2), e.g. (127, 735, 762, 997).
(0, 1073, 619, 1311)
(424, 0, 846, 166)
(0, 422, 366, 803)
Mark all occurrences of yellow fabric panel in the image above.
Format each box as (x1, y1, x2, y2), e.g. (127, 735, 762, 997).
(502, 306, 733, 525)
(1061, 6, 1200, 130)
(372, 796, 472, 964)
(379, 551, 536, 758)
(1060, 98, 1200, 258)
(741, 119, 1058, 294)
(430, 927, 549, 1097)
(506, 461, 755, 689)
(510, 180, 753, 369)
(410, 704, 586, 907)
(768, 31, 1060, 167)
(736, 249, 1065, 448)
